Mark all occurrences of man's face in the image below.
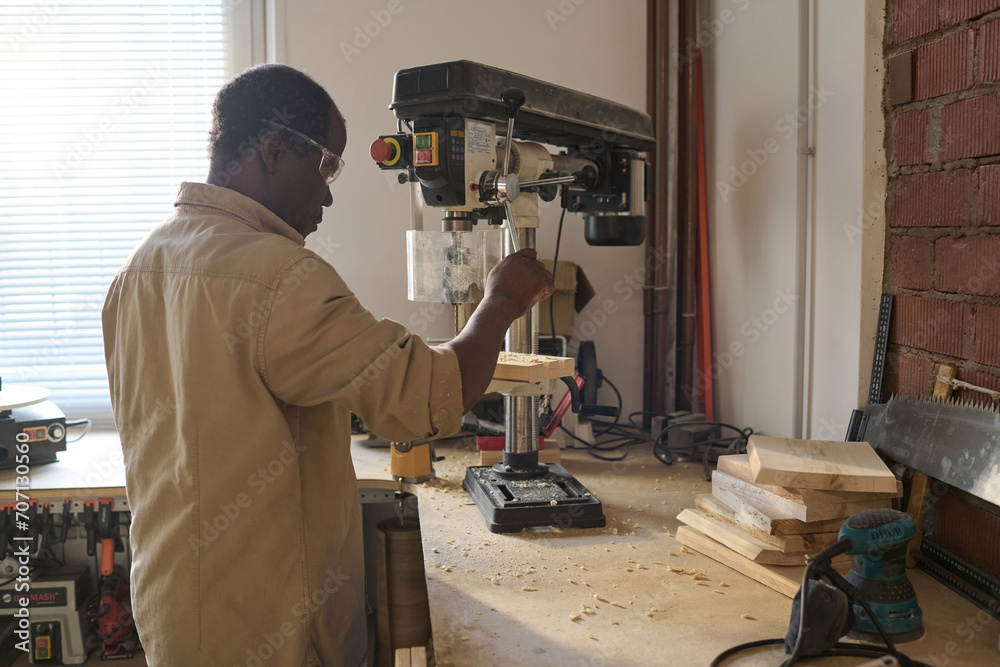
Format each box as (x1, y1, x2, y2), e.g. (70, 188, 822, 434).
(264, 113, 347, 238)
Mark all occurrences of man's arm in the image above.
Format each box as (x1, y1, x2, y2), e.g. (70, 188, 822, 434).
(445, 248, 555, 413)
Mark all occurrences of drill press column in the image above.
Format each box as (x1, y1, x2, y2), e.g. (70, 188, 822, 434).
(502, 227, 543, 473)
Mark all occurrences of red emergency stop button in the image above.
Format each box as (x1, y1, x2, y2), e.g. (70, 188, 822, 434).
(370, 139, 393, 163)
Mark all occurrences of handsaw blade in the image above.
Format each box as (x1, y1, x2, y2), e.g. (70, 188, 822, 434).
(865, 396, 1000, 505)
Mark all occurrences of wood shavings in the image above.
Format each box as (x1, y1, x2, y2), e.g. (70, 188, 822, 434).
(680, 546, 690, 554)
(720, 582, 729, 587)
(623, 568, 633, 573)
(696, 581, 710, 587)
(569, 612, 581, 622)
(430, 548, 438, 554)
(692, 573, 709, 581)
(667, 566, 682, 573)
(741, 614, 756, 621)
(460, 637, 470, 642)
(490, 577, 500, 585)
(568, 579, 577, 585)
(550, 500, 558, 506)
(610, 602, 625, 609)
(610, 619, 619, 625)
(579, 605, 596, 615)
(628, 543, 636, 550)
(522, 587, 537, 592)
(668, 551, 678, 557)
(645, 611, 654, 618)
(713, 590, 724, 595)
(587, 633, 597, 640)
(593, 594, 607, 602)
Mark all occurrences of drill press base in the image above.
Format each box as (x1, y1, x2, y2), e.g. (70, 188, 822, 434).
(463, 463, 606, 534)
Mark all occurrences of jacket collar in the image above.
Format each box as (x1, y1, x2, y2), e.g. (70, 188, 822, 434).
(174, 182, 305, 247)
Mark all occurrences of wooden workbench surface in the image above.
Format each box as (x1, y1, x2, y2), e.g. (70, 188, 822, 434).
(352, 439, 1000, 666)
(5, 432, 996, 665)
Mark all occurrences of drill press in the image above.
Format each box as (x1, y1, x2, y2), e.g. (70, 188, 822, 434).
(371, 61, 655, 532)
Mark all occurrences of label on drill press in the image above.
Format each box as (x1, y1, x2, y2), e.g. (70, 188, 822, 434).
(0, 587, 66, 609)
(466, 120, 493, 154)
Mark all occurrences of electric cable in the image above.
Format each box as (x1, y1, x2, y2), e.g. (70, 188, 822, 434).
(590, 375, 623, 438)
(713, 553, 930, 667)
(549, 200, 567, 347)
(66, 417, 92, 443)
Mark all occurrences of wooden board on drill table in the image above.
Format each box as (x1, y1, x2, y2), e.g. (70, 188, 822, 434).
(712, 471, 892, 522)
(492, 352, 575, 383)
(693, 494, 841, 553)
(717, 454, 904, 504)
(747, 436, 897, 493)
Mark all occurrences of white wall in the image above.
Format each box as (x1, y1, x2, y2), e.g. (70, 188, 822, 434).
(705, 0, 865, 438)
(279, 0, 649, 415)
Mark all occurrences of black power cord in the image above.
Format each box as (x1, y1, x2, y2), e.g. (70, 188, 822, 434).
(549, 203, 567, 347)
(712, 546, 931, 667)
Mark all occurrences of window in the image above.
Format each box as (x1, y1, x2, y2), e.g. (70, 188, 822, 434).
(1, 1, 259, 424)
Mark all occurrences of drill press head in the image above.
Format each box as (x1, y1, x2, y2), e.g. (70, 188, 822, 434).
(839, 508, 924, 643)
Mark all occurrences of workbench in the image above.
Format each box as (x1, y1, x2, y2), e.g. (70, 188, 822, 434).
(352, 438, 1000, 666)
(0, 431, 996, 666)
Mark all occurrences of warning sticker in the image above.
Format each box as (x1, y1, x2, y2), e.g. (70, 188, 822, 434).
(466, 120, 493, 155)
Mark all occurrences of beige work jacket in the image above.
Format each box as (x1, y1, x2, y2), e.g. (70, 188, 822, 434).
(102, 182, 463, 666)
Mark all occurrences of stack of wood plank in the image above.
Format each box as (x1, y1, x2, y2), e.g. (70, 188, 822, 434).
(675, 436, 902, 597)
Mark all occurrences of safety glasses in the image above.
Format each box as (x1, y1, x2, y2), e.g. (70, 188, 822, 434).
(263, 119, 345, 185)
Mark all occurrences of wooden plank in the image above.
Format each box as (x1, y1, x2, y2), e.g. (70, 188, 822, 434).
(711, 486, 848, 536)
(677, 508, 812, 565)
(492, 352, 575, 383)
(394, 647, 411, 667)
(677, 526, 852, 598)
(675, 526, 807, 598)
(747, 435, 897, 492)
(718, 454, 903, 503)
(713, 471, 891, 522)
(410, 646, 428, 667)
(694, 494, 840, 553)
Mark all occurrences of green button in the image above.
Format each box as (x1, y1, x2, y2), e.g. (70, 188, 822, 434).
(415, 134, 432, 148)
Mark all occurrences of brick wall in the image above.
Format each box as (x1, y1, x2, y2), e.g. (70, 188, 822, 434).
(884, 0, 1000, 400)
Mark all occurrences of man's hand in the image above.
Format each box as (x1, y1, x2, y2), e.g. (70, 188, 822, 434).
(445, 248, 556, 413)
(483, 248, 556, 321)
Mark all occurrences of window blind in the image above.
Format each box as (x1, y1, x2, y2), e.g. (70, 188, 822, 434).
(1, 1, 232, 425)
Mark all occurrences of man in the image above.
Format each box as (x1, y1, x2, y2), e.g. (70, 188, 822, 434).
(102, 64, 553, 666)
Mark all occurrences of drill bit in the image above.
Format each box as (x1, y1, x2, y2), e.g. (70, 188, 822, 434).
(397, 477, 404, 527)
